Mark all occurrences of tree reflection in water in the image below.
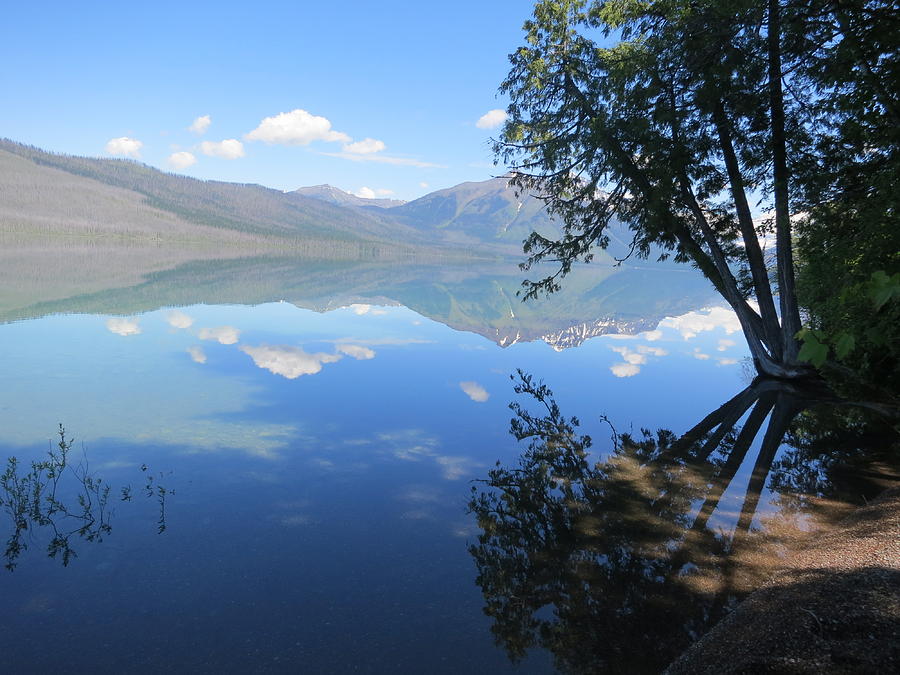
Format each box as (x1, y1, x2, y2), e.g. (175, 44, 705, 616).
(0, 425, 172, 571)
(468, 371, 898, 674)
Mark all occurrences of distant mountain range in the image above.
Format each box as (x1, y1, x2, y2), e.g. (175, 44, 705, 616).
(0, 137, 716, 346)
(293, 184, 406, 210)
(292, 177, 570, 248)
(0, 138, 637, 262)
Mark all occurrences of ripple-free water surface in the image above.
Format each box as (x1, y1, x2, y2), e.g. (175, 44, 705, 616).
(0, 294, 758, 672)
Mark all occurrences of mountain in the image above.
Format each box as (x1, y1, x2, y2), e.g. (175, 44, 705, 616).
(390, 175, 642, 260)
(0, 139, 552, 255)
(391, 176, 557, 246)
(0, 139, 429, 254)
(0, 138, 670, 266)
(293, 184, 405, 209)
(0, 137, 716, 344)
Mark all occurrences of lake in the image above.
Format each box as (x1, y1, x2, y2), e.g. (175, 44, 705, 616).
(0, 254, 892, 673)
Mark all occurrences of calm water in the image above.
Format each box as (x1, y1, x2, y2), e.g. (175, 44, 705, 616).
(0, 258, 890, 672)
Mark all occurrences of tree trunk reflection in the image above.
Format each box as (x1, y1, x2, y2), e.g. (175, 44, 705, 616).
(468, 372, 897, 674)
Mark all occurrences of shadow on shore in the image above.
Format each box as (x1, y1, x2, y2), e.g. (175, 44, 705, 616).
(468, 373, 899, 673)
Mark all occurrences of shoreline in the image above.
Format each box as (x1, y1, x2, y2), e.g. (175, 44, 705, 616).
(666, 487, 900, 673)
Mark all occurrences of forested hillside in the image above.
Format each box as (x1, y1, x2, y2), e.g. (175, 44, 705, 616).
(0, 139, 426, 249)
(0, 149, 257, 244)
(0, 138, 673, 267)
(0, 139, 574, 256)
(390, 176, 645, 261)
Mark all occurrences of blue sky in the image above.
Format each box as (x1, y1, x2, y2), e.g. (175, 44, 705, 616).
(1, 1, 536, 201)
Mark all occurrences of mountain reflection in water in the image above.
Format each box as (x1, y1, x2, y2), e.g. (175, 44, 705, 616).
(468, 372, 898, 674)
(0, 246, 718, 351)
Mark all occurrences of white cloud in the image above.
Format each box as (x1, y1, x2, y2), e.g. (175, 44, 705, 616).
(476, 109, 508, 129)
(199, 139, 245, 159)
(378, 431, 441, 466)
(245, 109, 350, 145)
(717, 339, 737, 352)
(459, 381, 489, 403)
(198, 326, 240, 344)
(434, 455, 475, 480)
(188, 115, 211, 135)
(336, 344, 376, 360)
(607, 341, 670, 378)
(320, 152, 446, 168)
(343, 138, 385, 154)
(167, 151, 197, 170)
(642, 329, 663, 341)
(610, 362, 640, 377)
(187, 345, 207, 364)
(106, 317, 141, 336)
(241, 344, 342, 379)
(659, 306, 742, 340)
(693, 349, 711, 360)
(347, 303, 387, 316)
(165, 310, 194, 329)
(611, 346, 647, 365)
(353, 187, 395, 199)
(607, 343, 668, 378)
(105, 137, 143, 158)
(717, 357, 738, 366)
(376, 429, 479, 480)
(419, 182, 429, 188)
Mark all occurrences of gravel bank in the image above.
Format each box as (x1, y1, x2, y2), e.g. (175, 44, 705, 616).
(665, 488, 900, 674)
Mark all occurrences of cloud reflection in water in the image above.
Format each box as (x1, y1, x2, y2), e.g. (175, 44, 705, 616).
(198, 326, 240, 344)
(165, 310, 194, 330)
(187, 345, 207, 363)
(335, 343, 376, 360)
(459, 381, 490, 402)
(240, 344, 342, 379)
(105, 317, 141, 336)
(659, 306, 742, 339)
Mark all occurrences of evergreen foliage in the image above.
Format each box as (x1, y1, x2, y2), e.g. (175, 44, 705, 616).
(496, 0, 898, 383)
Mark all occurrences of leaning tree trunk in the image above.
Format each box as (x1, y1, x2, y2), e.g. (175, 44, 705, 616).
(768, 0, 803, 364)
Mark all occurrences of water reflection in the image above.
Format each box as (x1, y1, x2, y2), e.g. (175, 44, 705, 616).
(1, 426, 170, 571)
(240, 344, 343, 379)
(460, 381, 491, 403)
(164, 310, 194, 330)
(0, 244, 787, 672)
(105, 317, 141, 336)
(0, 250, 719, 351)
(608, 344, 669, 378)
(468, 373, 898, 673)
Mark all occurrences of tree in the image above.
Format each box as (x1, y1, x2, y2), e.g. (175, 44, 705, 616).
(496, 0, 898, 380)
(0, 425, 171, 571)
(790, 1, 900, 394)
